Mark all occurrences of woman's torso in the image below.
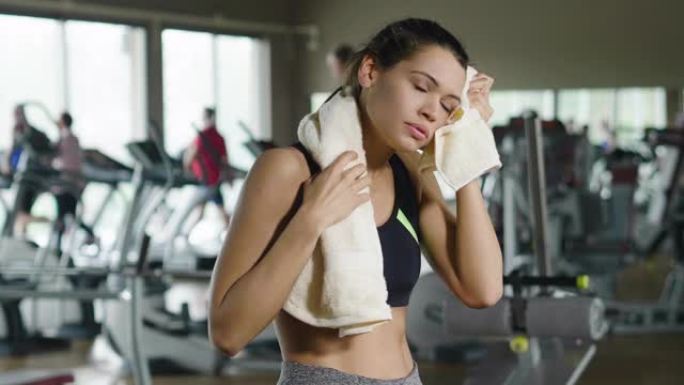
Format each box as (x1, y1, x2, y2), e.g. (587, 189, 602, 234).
(275, 307, 414, 379)
(274, 144, 421, 380)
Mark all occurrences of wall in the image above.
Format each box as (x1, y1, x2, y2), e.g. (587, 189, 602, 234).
(296, 0, 683, 92)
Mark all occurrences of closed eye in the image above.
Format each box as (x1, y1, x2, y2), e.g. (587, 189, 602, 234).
(414, 85, 428, 93)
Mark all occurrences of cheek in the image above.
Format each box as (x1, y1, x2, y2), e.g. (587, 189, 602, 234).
(374, 82, 414, 124)
(367, 83, 397, 125)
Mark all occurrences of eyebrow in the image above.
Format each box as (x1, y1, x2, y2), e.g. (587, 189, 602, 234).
(411, 70, 462, 104)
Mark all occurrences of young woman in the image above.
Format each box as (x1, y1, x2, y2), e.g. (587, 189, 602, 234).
(209, 18, 503, 385)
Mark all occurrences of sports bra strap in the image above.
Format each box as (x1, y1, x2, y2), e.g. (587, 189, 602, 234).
(292, 142, 322, 175)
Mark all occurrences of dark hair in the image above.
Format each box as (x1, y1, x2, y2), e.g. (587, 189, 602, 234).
(346, 18, 469, 97)
(203, 107, 216, 121)
(331, 44, 355, 66)
(60, 112, 73, 128)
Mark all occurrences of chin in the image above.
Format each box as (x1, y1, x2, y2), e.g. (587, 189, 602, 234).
(393, 136, 422, 152)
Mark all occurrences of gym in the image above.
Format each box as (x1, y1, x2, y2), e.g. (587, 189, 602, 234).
(0, 0, 682, 384)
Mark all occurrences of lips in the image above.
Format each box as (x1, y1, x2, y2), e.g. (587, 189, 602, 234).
(406, 123, 428, 141)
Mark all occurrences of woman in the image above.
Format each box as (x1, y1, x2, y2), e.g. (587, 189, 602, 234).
(209, 18, 503, 385)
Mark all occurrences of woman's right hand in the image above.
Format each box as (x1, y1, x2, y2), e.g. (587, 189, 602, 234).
(300, 151, 371, 231)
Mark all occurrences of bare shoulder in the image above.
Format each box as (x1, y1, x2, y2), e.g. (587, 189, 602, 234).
(229, 146, 313, 227)
(217, 146, 312, 268)
(246, 147, 311, 189)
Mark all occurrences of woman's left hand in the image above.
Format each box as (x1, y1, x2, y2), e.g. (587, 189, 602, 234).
(467, 73, 495, 123)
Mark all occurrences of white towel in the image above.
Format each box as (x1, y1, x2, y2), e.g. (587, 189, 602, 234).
(284, 92, 392, 337)
(421, 66, 502, 189)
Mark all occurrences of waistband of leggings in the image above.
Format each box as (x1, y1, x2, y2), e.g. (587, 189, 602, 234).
(280, 360, 419, 384)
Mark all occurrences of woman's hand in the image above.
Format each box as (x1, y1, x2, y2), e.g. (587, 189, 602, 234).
(300, 151, 371, 231)
(467, 73, 495, 123)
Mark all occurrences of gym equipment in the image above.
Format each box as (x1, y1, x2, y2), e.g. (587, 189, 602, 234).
(0, 171, 10, 233)
(238, 120, 276, 158)
(52, 150, 133, 340)
(125, 120, 247, 269)
(0, 165, 81, 356)
(607, 128, 684, 333)
(0, 157, 114, 342)
(408, 111, 606, 385)
(641, 128, 684, 262)
(0, 233, 155, 385)
(0, 369, 74, 385)
(97, 122, 278, 377)
(0, 144, 134, 352)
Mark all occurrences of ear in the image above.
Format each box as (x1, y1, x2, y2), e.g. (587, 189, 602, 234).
(357, 54, 378, 88)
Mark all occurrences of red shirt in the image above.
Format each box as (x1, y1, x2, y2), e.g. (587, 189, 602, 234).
(191, 126, 227, 186)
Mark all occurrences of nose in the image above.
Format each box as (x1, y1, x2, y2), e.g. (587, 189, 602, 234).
(419, 98, 439, 123)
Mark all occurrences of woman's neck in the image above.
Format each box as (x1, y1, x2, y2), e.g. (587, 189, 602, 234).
(358, 100, 392, 170)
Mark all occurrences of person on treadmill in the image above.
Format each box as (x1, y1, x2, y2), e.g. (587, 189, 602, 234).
(182, 107, 231, 228)
(50, 112, 84, 234)
(10, 104, 54, 236)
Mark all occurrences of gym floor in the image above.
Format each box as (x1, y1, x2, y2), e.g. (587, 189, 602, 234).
(1, 255, 683, 385)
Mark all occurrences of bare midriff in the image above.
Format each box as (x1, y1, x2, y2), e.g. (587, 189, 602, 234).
(275, 306, 414, 380)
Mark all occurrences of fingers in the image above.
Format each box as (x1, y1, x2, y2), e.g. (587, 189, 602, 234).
(353, 192, 371, 206)
(328, 151, 358, 176)
(350, 174, 371, 192)
(342, 163, 367, 182)
(467, 88, 494, 122)
(472, 72, 495, 84)
(469, 73, 495, 95)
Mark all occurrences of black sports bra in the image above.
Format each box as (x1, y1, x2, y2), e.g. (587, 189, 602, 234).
(292, 143, 421, 307)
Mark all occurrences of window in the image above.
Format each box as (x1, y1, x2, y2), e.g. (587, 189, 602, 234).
(558, 89, 617, 143)
(558, 88, 666, 145)
(488, 90, 555, 126)
(163, 29, 271, 170)
(0, 15, 63, 147)
(615, 88, 666, 142)
(0, 14, 146, 245)
(65, 20, 146, 162)
(162, 30, 214, 157)
(216, 35, 271, 170)
(489, 87, 666, 146)
(0, 15, 146, 162)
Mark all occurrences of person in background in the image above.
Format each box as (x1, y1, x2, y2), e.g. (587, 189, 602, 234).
(10, 104, 53, 236)
(183, 107, 231, 228)
(4, 106, 29, 176)
(326, 43, 355, 84)
(51, 111, 84, 234)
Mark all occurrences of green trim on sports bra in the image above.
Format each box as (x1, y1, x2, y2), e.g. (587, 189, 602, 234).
(396, 208, 418, 244)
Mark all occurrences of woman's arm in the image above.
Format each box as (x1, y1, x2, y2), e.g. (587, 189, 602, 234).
(208, 148, 369, 356)
(400, 152, 503, 308)
(414, 70, 502, 308)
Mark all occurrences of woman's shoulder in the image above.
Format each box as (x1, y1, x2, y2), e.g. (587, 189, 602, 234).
(248, 146, 312, 188)
(233, 147, 312, 228)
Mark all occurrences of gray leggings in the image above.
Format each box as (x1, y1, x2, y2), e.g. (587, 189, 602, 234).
(277, 361, 422, 385)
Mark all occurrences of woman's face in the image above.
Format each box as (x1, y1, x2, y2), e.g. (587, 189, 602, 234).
(359, 45, 466, 152)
